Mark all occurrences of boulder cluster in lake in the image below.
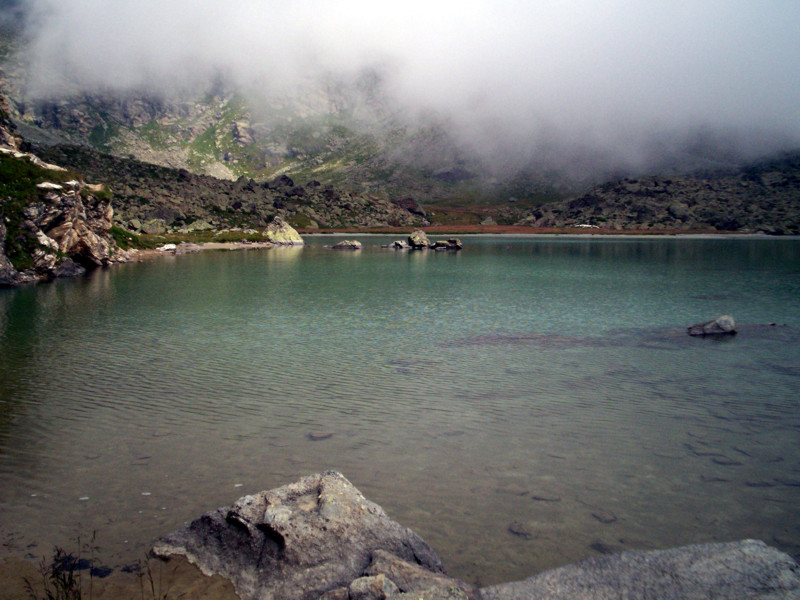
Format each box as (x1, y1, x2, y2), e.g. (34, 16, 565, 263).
(153, 471, 800, 600)
(394, 229, 463, 251)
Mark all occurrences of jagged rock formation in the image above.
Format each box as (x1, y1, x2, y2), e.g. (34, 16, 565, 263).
(1, 93, 125, 286)
(154, 473, 800, 600)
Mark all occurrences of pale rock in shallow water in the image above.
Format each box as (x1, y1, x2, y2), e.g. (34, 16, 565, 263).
(688, 315, 737, 336)
(263, 216, 304, 245)
(331, 240, 362, 250)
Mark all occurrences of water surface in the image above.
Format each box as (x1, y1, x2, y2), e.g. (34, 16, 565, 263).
(1, 235, 799, 586)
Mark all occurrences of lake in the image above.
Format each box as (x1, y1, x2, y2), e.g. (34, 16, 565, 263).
(1, 234, 799, 586)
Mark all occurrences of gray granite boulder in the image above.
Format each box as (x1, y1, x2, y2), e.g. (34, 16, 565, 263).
(478, 539, 800, 600)
(152, 471, 453, 600)
(688, 314, 737, 336)
(408, 229, 431, 249)
(263, 216, 304, 245)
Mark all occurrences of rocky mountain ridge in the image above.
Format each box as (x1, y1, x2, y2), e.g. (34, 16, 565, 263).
(520, 151, 800, 234)
(36, 144, 426, 233)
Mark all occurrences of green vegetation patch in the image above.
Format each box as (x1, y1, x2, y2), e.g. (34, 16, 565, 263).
(88, 122, 119, 153)
(139, 121, 173, 151)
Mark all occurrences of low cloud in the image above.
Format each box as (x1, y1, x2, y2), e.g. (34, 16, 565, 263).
(14, 0, 800, 175)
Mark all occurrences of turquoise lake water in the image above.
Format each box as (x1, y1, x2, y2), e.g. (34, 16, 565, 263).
(1, 234, 799, 586)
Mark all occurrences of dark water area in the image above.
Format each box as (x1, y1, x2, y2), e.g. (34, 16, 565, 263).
(1, 235, 799, 587)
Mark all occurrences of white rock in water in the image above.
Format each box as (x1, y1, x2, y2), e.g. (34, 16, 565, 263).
(158, 244, 177, 252)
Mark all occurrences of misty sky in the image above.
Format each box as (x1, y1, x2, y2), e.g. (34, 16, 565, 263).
(15, 0, 800, 168)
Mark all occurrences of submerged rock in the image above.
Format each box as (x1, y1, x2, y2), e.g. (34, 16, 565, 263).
(384, 240, 411, 250)
(263, 216, 304, 245)
(152, 471, 463, 600)
(688, 315, 737, 336)
(480, 539, 800, 600)
(331, 240, 362, 250)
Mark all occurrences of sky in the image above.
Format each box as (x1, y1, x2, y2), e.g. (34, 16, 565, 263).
(12, 0, 800, 172)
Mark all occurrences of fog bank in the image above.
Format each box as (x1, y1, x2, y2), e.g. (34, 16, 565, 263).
(12, 0, 800, 173)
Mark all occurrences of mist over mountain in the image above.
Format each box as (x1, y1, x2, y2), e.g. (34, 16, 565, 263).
(3, 0, 800, 195)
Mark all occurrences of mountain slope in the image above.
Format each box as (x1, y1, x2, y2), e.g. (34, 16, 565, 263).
(36, 143, 425, 232)
(519, 152, 800, 234)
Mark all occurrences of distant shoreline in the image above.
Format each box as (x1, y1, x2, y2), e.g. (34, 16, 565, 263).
(299, 225, 792, 236)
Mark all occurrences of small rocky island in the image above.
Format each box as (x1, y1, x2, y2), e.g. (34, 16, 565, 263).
(153, 472, 800, 600)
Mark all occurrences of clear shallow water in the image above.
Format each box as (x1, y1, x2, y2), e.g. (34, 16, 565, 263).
(1, 235, 799, 586)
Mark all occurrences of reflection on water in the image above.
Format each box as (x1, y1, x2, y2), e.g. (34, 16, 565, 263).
(0, 235, 799, 587)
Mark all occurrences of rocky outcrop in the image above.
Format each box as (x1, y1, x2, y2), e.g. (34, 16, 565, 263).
(480, 539, 800, 600)
(152, 471, 469, 600)
(153, 473, 800, 600)
(263, 216, 304, 245)
(688, 315, 737, 336)
(331, 240, 362, 250)
(1, 142, 125, 284)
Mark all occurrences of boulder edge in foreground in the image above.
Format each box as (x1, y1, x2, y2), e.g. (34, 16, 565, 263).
(153, 472, 800, 600)
(480, 539, 800, 600)
(152, 471, 474, 600)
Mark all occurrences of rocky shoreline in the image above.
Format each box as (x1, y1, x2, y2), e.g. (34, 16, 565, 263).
(150, 472, 799, 600)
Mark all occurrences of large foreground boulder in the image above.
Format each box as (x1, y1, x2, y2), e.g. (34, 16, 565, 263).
(152, 471, 470, 600)
(479, 539, 800, 600)
(264, 216, 304, 245)
(153, 472, 799, 600)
